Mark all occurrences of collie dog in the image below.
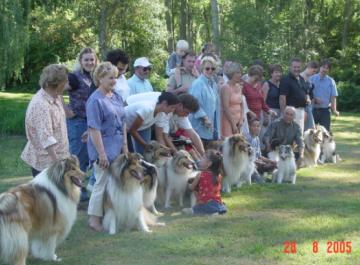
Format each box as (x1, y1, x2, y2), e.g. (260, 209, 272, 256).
(0, 156, 84, 265)
(158, 150, 195, 208)
(304, 127, 323, 167)
(272, 145, 296, 184)
(318, 126, 337, 164)
(141, 160, 160, 214)
(102, 153, 164, 235)
(222, 134, 250, 193)
(237, 146, 256, 187)
(143, 141, 172, 214)
(143, 140, 171, 168)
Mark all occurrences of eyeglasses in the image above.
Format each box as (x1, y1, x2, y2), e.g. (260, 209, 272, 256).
(205, 67, 216, 71)
(142, 67, 152, 72)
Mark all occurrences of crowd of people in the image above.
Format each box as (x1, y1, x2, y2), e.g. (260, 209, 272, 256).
(20, 39, 340, 225)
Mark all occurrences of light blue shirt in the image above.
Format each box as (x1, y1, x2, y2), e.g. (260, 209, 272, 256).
(310, 74, 338, 109)
(128, 74, 154, 96)
(188, 74, 221, 140)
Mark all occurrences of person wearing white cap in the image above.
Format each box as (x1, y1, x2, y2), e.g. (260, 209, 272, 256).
(128, 57, 154, 96)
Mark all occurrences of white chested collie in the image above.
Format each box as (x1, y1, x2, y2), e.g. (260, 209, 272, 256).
(102, 153, 164, 235)
(158, 150, 195, 208)
(303, 127, 323, 167)
(141, 159, 160, 215)
(0, 155, 84, 265)
(222, 134, 250, 193)
(318, 125, 338, 164)
(272, 145, 297, 184)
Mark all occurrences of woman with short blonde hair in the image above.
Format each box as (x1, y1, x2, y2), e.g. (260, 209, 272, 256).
(21, 64, 69, 177)
(86, 61, 127, 232)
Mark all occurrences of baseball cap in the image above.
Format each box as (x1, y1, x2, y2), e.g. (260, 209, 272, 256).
(134, 57, 152, 68)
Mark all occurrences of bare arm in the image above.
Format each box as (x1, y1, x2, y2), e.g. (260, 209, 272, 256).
(45, 145, 58, 162)
(331, 96, 339, 116)
(88, 127, 109, 168)
(129, 116, 147, 147)
(155, 126, 177, 153)
(122, 124, 128, 154)
(261, 81, 269, 101)
(279, 95, 287, 114)
(188, 173, 201, 191)
(185, 128, 205, 156)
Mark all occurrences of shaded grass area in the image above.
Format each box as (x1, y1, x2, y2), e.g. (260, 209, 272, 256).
(0, 113, 359, 265)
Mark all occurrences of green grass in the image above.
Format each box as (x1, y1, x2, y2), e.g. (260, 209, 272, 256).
(0, 113, 359, 264)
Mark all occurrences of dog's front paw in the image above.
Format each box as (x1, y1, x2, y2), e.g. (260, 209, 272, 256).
(53, 254, 62, 262)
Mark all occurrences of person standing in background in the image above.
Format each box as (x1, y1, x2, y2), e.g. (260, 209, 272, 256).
(128, 57, 154, 96)
(310, 59, 339, 131)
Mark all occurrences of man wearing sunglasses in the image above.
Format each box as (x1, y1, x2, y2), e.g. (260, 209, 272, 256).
(128, 57, 154, 96)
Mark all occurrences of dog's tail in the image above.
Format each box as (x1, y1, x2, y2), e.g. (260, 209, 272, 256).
(0, 193, 29, 265)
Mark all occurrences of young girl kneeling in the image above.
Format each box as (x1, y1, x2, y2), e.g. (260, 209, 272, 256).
(184, 149, 227, 215)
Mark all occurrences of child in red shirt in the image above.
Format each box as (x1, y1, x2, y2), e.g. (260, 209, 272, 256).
(183, 149, 227, 215)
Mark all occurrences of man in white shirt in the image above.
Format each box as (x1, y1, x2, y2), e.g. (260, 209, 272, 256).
(106, 49, 131, 101)
(126, 92, 205, 159)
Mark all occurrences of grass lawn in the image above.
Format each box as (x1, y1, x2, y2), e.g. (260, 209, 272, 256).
(0, 113, 359, 265)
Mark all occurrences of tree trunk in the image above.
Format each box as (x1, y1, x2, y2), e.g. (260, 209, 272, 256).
(165, 0, 174, 52)
(187, 0, 193, 49)
(99, 5, 108, 60)
(180, 0, 187, 40)
(210, 0, 220, 54)
(342, 0, 352, 49)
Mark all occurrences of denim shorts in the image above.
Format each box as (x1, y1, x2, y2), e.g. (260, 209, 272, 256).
(193, 200, 227, 215)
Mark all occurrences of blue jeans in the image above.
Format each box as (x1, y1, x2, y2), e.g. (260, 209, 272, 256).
(131, 128, 151, 155)
(67, 117, 89, 172)
(304, 105, 315, 131)
(193, 200, 227, 215)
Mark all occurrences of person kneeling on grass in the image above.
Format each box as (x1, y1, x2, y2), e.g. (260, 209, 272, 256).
(244, 118, 277, 183)
(183, 149, 227, 215)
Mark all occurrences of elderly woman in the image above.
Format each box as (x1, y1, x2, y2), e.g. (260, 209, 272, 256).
(220, 62, 245, 137)
(188, 56, 221, 145)
(86, 62, 127, 232)
(21, 64, 70, 177)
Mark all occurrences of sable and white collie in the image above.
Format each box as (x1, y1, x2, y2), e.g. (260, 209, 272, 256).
(222, 134, 250, 193)
(102, 153, 164, 235)
(143, 141, 172, 214)
(237, 146, 256, 187)
(304, 127, 323, 167)
(158, 150, 195, 208)
(0, 155, 84, 265)
(141, 159, 160, 215)
(318, 125, 337, 164)
(143, 140, 171, 168)
(272, 145, 297, 184)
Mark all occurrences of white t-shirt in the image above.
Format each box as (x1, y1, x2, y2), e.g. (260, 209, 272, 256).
(125, 91, 161, 105)
(114, 75, 130, 101)
(156, 113, 192, 134)
(125, 101, 163, 131)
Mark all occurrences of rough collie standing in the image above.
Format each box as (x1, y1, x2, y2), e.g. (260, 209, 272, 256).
(272, 145, 297, 184)
(303, 127, 323, 167)
(222, 134, 250, 193)
(0, 156, 84, 265)
(158, 150, 195, 208)
(143, 140, 171, 168)
(102, 153, 164, 235)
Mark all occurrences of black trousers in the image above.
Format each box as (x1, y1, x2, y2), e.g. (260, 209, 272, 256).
(313, 108, 331, 131)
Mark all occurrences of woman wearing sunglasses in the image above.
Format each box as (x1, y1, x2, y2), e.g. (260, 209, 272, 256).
(188, 56, 221, 147)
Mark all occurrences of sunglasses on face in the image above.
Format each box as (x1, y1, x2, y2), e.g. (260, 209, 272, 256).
(142, 67, 152, 72)
(205, 67, 216, 71)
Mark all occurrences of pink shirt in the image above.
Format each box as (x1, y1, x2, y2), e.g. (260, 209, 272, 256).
(21, 88, 69, 171)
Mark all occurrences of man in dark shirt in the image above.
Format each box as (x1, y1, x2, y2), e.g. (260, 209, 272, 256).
(279, 58, 309, 133)
(263, 106, 304, 167)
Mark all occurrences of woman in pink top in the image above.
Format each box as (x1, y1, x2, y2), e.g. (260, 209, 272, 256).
(21, 64, 70, 177)
(221, 62, 244, 137)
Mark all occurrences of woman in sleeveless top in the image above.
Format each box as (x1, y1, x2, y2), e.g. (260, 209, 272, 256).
(221, 62, 244, 137)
